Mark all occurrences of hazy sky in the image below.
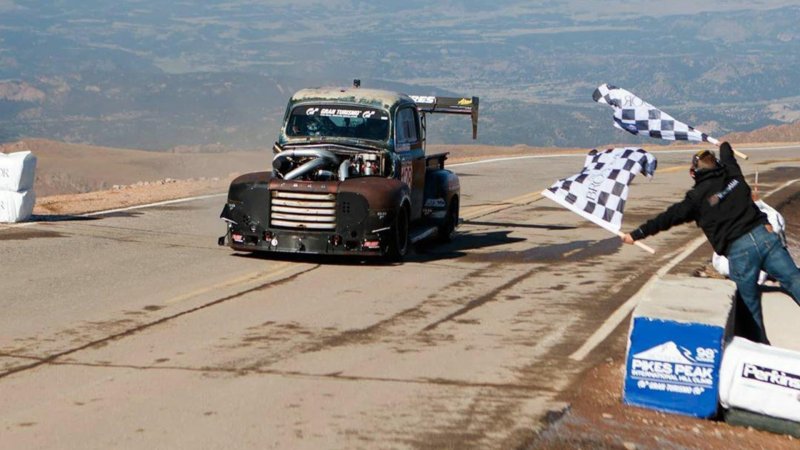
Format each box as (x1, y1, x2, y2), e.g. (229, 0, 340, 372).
(562, 0, 799, 17)
(240, 0, 800, 17)
(0, 0, 17, 12)
(4, 0, 798, 16)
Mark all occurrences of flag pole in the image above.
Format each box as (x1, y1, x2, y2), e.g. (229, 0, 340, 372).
(614, 231, 656, 254)
(708, 138, 749, 160)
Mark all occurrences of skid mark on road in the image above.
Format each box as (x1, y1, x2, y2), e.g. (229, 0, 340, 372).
(63, 221, 216, 244)
(302, 303, 430, 352)
(0, 265, 319, 380)
(26, 358, 558, 393)
(461, 192, 543, 221)
(43, 224, 222, 250)
(1, 263, 302, 360)
(272, 231, 629, 363)
(423, 268, 535, 331)
(233, 263, 536, 370)
(58, 221, 211, 237)
(0, 228, 66, 241)
(236, 264, 505, 366)
(458, 238, 620, 265)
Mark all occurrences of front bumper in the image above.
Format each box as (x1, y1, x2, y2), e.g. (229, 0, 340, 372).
(219, 176, 405, 257)
(220, 226, 390, 256)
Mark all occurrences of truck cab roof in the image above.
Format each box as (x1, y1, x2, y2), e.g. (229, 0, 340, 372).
(278, 86, 478, 149)
(288, 87, 415, 111)
(280, 87, 418, 150)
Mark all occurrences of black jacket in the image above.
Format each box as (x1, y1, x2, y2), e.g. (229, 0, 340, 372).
(631, 142, 766, 255)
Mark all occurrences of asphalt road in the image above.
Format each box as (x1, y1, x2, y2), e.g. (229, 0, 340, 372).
(2, 144, 800, 449)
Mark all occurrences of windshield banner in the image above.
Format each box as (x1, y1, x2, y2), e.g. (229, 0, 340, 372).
(296, 106, 389, 121)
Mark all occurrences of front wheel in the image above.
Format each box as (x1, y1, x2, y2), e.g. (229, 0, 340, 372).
(437, 196, 459, 243)
(387, 206, 410, 261)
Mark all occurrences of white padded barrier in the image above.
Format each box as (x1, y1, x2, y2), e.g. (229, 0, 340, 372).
(0, 190, 36, 223)
(719, 337, 800, 423)
(0, 151, 37, 192)
(0, 151, 37, 223)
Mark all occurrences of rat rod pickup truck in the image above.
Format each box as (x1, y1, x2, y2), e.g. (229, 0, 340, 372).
(219, 83, 479, 260)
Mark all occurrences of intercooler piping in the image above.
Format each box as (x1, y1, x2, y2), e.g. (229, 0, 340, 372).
(338, 159, 351, 181)
(273, 148, 340, 180)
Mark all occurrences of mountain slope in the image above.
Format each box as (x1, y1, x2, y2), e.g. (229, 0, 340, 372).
(722, 120, 800, 143)
(1, 139, 269, 196)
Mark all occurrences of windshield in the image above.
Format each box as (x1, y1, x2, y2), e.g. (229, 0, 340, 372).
(286, 105, 390, 141)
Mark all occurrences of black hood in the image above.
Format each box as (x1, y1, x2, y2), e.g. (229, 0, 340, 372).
(693, 165, 725, 185)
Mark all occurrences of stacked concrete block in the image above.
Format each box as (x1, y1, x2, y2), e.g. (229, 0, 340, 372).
(624, 276, 736, 418)
(0, 151, 37, 223)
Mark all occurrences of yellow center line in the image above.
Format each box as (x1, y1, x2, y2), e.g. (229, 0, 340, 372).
(163, 261, 295, 305)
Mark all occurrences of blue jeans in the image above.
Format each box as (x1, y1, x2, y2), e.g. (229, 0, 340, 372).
(727, 224, 800, 344)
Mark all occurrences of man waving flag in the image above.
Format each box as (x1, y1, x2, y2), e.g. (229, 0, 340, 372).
(542, 147, 657, 253)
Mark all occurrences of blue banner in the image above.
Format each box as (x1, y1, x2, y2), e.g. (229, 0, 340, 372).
(624, 317, 725, 418)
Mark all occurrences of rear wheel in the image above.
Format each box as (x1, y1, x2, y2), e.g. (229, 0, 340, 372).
(438, 196, 459, 243)
(387, 205, 410, 261)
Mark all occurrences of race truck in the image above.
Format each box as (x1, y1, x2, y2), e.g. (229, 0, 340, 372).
(218, 83, 479, 260)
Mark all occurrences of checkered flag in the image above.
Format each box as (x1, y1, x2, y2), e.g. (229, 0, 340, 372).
(593, 84, 719, 145)
(542, 148, 657, 234)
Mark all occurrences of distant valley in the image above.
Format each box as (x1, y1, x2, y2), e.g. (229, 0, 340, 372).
(2, 1, 800, 150)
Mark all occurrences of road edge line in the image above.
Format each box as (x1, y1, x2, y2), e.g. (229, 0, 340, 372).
(79, 192, 227, 217)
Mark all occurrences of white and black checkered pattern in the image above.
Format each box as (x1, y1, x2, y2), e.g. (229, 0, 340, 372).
(542, 148, 657, 233)
(593, 84, 718, 144)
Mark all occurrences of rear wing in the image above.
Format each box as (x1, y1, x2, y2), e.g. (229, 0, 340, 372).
(410, 95, 480, 139)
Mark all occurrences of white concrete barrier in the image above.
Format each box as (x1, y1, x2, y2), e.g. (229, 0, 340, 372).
(0, 151, 37, 192)
(623, 276, 736, 418)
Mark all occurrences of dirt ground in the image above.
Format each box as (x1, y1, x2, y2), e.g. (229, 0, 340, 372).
(33, 177, 230, 216)
(530, 334, 798, 450)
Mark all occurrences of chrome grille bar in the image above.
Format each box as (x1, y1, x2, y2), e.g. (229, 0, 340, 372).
(270, 190, 337, 230)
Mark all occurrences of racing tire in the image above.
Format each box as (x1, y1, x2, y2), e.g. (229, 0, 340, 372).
(437, 196, 459, 243)
(387, 205, 410, 261)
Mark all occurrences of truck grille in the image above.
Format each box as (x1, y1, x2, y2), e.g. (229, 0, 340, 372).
(270, 191, 336, 230)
